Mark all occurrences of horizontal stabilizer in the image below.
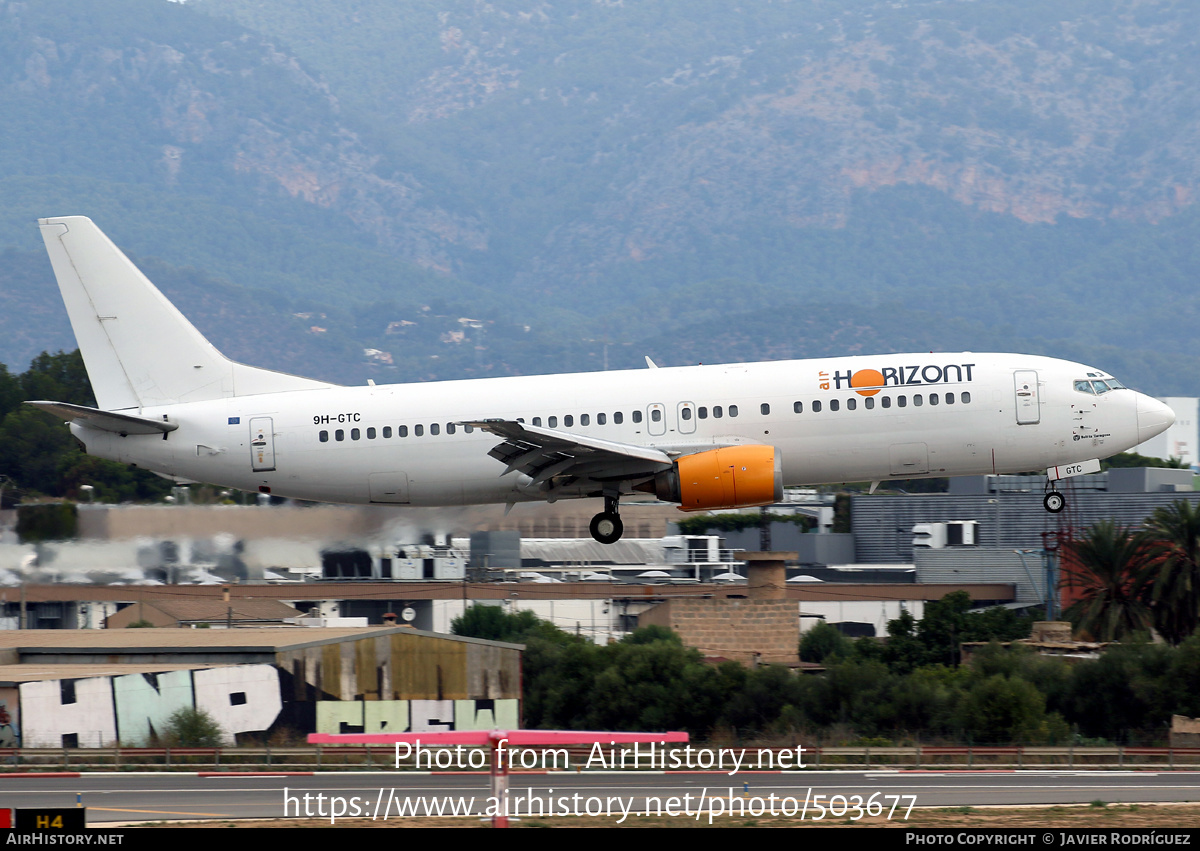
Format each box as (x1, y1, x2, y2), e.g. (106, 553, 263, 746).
(27, 401, 178, 435)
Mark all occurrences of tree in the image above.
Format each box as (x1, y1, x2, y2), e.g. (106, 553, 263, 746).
(918, 591, 973, 667)
(1141, 501, 1200, 645)
(451, 605, 577, 645)
(160, 706, 223, 747)
(799, 620, 849, 663)
(1061, 520, 1152, 641)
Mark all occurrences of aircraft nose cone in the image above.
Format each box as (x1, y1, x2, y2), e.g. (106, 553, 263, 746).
(1137, 394, 1176, 444)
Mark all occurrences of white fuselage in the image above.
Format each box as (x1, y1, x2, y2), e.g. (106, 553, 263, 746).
(72, 352, 1158, 507)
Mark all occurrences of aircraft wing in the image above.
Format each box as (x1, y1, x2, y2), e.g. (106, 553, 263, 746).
(464, 419, 673, 484)
(26, 401, 178, 435)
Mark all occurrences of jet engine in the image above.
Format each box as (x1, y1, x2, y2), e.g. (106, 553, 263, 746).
(636, 445, 783, 511)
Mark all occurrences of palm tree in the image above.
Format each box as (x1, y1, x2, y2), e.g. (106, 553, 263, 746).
(1061, 520, 1152, 641)
(1141, 500, 1200, 645)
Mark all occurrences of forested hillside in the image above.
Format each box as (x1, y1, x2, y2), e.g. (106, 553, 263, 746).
(2, 0, 1198, 392)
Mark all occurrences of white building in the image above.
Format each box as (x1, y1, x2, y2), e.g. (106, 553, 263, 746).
(1136, 397, 1198, 470)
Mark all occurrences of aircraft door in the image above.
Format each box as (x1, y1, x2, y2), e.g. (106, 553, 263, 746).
(889, 443, 929, 476)
(369, 472, 411, 504)
(1014, 370, 1040, 425)
(249, 417, 276, 472)
(677, 401, 696, 434)
(648, 403, 667, 436)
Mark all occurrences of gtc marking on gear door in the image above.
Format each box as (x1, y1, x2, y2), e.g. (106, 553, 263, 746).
(250, 417, 276, 471)
(1014, 370, 1040, 425)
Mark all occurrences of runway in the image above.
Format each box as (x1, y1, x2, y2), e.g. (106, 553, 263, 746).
(0, 770, 1195, 825)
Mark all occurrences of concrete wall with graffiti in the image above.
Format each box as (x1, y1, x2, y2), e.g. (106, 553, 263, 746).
(19, 665, 283, 748)
(15, 665, 521, 747)
(315, 698, 519, 735)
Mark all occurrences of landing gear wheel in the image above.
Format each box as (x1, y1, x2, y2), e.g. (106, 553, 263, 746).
(590, 512, 624, 545)
(1044, 492, 1065, 513)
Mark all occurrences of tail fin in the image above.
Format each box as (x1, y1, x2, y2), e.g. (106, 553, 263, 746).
(39, 216, 336, 411)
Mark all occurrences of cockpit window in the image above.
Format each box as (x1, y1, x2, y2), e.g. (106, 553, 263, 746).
(1076, 377, 1127, 395)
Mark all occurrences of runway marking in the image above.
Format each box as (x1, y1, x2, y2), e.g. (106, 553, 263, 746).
(90, 807, 231, 817)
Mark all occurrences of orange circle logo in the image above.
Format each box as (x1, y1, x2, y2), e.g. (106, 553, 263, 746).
(851, 369, 885, 396)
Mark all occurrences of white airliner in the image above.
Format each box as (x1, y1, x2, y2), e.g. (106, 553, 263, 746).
(31, 217, 1175, 543)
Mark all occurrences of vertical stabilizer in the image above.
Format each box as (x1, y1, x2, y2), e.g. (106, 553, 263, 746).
(39, 217, 335, 410)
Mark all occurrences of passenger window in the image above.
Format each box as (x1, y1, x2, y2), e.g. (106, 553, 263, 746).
(335, 429, 345, 441)
(729, 405, 738, 417)
(897, 396, 907, 408)
(549, 416, 558, 428)
(633, 411, 643, 423)
(446, 423, 456, 434)
(813, 400, 822, 413)
(564, 415, 574, 427)
(962, 392, 971, 403)
(882, 397, 892, 409)
(351, 428, 361, 440)
(865, 397, 875, 410)
(532, 417, 542, 426)
(847, 397, 856, 411)
(399, 426, 408, 437)
(367, 427, 376, 439)
(945, 393, 955, 405)
(465, 424, 474, 433)
(760, 403, 770, 415)
(830, 399, 840, 412)
(793, 401, 803, 413)
(319, 430, 329, 442)
(929, 394, 939, 406)
(651, 409, 662, 422)
(598, 413, 606, 425)
(383, 426, 392, 438)
(913, 395, 923, 407)
(713, 406, 723, 419)
(681, 408, 692, 420)
(614, 412, 624, 424)
(415, 424, 424, 436)
(581, 414, 590, 426)
(699, 407, 708, 419)
(430, 423, 440, 435)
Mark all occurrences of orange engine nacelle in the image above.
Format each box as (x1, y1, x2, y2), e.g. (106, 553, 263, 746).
(640, 445, 783, 511)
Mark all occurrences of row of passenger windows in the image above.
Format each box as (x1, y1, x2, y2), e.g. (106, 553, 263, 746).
(792, 388, 969, 412)
(792, 391, 971, 413)
(319, 422, 477, 442)
(531, 405, 741, 428)
(316, 392, 972, 442)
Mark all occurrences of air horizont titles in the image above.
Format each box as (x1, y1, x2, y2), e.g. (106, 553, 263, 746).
(817, 363, 976, 395)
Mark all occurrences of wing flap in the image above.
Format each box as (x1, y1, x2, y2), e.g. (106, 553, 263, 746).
(465, 419, 672, 483)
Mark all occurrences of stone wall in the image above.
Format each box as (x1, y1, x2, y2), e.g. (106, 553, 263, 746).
(639, 598, 798, 665)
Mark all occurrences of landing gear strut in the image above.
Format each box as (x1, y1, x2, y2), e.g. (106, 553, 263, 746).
(1044, 490, 1065, 513)
(589, 495, 624, 544)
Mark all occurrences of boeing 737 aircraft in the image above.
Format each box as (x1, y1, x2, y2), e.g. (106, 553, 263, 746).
(31, 217, 1175, 543)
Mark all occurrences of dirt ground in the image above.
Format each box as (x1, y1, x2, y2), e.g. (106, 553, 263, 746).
(130, 802, 1200, 828)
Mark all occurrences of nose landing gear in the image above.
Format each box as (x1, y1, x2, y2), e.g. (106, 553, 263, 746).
(589, 495, 624, 544)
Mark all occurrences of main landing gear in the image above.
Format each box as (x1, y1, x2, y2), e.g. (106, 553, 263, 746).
(1043, 489, 1065, 513)
(589, 495, 624, 545)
